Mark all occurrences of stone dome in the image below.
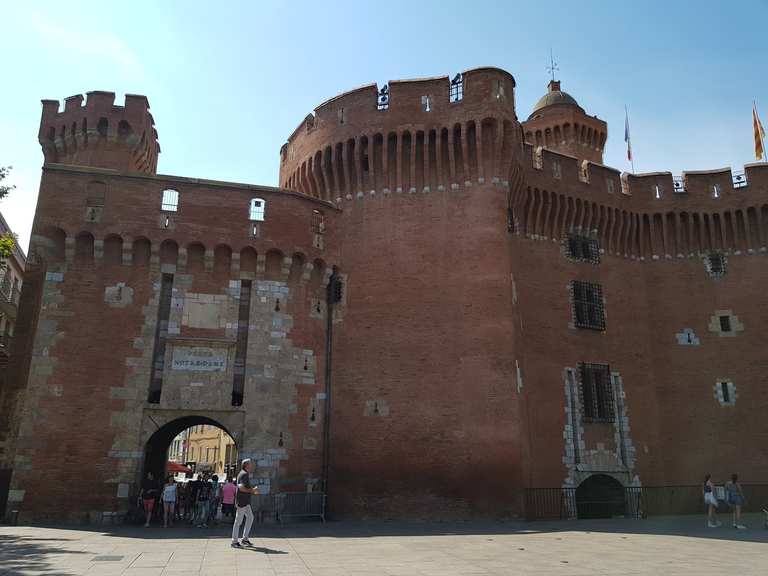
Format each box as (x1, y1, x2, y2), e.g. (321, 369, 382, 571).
(529, 80, 584, 118)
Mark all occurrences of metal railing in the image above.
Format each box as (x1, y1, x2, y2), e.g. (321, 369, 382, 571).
(0, 279, 19, 306)
(525, 485, 768, 521)
(275, 492, 326, 523)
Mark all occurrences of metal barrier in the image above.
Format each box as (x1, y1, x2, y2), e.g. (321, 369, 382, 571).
(526, 485, 768, 521)
(275, 492, 326, 523)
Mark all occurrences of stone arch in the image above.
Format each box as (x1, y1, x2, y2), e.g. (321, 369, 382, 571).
(140, 412, 244, 486)
(265, 249, 284, 279)
(575, 473, 626, 519)
(133, 237, 151, 266)
(240, 247, 258, 275)
(214, 244, 232, 276)
(310, 258, 326, 290)
(187, 242, 206, 272)
(160, 239, 179, 266)
(74, 231, 94, 264)
(289, 252, 306, 282)
(103, 234, 123, 265)
(117, 120, 132, 141)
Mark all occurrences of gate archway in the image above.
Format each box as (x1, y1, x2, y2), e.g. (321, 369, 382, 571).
(142, 415, 239, 484)
(575, 474, 625, 519)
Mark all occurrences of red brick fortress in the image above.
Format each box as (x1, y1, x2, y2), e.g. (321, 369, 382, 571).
(2, 67, 767, 522)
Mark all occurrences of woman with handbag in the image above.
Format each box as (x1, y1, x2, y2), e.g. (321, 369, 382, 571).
(703, 474, 720, 528)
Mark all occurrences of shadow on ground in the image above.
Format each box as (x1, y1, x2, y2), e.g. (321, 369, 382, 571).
(0, 534, 89, 576)
(27, 512, 768, 544)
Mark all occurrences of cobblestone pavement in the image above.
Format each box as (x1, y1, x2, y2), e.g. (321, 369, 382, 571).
(0, 514, 766, 575)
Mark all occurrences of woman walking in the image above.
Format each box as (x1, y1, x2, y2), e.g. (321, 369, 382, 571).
(161, 476, 177, 528)
(726, 474, 747, 529)
(139, 472, 159, 528)
(703, 474, 720, 528)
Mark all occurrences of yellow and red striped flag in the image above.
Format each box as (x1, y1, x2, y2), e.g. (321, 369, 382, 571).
(754, 102, 765, 160)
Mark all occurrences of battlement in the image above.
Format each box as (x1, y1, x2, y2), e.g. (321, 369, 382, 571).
(280, 67, 520, 200)
(39, 91, 160, 174)
(524, 144, 768, 211)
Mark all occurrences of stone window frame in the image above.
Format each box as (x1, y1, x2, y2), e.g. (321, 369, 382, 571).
(708, 309, 743, 337)
(714, 379, 737, 406)
(249, 198, 266, 222)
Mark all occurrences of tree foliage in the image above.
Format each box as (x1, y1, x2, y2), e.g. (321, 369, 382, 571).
(0, 165, 16, 264)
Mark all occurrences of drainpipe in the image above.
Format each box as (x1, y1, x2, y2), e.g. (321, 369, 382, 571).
(321, 268, 338, 496)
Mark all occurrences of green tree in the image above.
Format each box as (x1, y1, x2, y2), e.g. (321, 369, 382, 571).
(0, 165, 16, 262)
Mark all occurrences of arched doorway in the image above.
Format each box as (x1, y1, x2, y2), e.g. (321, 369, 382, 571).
(142, 415, 238, 485)
(575, 474, 626, 519)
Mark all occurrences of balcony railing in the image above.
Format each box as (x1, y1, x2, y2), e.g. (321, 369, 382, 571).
(0, 279, 19, 307)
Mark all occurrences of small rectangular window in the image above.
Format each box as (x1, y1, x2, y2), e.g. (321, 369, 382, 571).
(249, 198, 266, 221)
(579, 363, 614, 422)
(719, 315, 731, 332)
(552, 160, 562, 179)
(572, 281, 605, 331)
(161, 189, 179, 212)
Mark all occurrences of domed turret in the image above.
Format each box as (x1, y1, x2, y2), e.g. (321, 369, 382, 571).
(522, 79, 607, 164)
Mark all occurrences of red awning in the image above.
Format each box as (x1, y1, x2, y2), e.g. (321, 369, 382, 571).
(166, 462, 192, 473)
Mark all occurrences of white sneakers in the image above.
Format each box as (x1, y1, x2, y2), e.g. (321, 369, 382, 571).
(707, 520, 722, 528)
(734, 524, 747, 530)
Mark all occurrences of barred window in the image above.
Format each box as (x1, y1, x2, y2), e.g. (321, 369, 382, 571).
(161, 189, 179, 212)
(706, 253, 726, 277)
(249, 198, 266, 221)
(572, 281, 605, 330)
(566, 234, 600, 264)
(449, 73, 464, 103)
(580, 363, 614, 422)
(311, 209, 325, 234)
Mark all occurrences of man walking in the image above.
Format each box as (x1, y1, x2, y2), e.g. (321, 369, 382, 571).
(231, 459, 259, 548)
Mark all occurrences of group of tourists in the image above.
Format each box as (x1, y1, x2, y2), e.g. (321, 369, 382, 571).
(703, 473, 748, 529)
(138, 471, 240, 528)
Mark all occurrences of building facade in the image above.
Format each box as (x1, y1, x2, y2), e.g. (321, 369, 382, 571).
(168, 425, 237, 478)
(3, 67, 767, 523)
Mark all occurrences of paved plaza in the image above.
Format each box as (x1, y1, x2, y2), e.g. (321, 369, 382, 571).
(0, 514, 766, 576)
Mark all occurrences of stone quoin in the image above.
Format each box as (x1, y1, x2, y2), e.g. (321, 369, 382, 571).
(1, 67, 767, 523)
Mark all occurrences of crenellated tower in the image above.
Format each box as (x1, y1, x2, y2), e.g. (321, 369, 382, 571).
(38, 91, 160, 173)
(522, 79, 607, 164)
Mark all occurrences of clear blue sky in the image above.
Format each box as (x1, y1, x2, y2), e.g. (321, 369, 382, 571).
(2, 0, 767, 251)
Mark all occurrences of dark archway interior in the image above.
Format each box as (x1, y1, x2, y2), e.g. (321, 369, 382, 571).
(142, 415, 236, 485)
(575, 474, 625, 519)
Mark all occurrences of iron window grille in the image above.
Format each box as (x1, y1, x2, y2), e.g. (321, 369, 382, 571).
(720, 382, 731, 404)
(249, 198, 266, 221)
(311, 209, 325, 234)
(449, 74, 464, 103)
(706, 253, 726, 277)
(719, 315, 732, 332)
(572, 281, 605, 331)
(579, 363, 614, 422)
(161, 189, 179, 212)
(566, 234, 600, 264)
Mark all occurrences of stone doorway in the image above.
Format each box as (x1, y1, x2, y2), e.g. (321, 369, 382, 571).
(575, 474, 626, 519)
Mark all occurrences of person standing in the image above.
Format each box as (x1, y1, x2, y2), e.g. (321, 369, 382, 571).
(726, 473, 747, 529)
(221, 477, 237, 519)
(196, 474, 211, 528)
(231, 459, 259, 548)
(187, 475, 201, 524)
(161, 476, 177, 528)
(139, 472, 159, 528)
(207, 474, 221, 525)
(703, 474, 720, 528)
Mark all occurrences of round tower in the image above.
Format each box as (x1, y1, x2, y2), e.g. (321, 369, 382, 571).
(38, 91, 160, 173)
(280, 68, 530, 518)
(522, 79, 607, 164)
